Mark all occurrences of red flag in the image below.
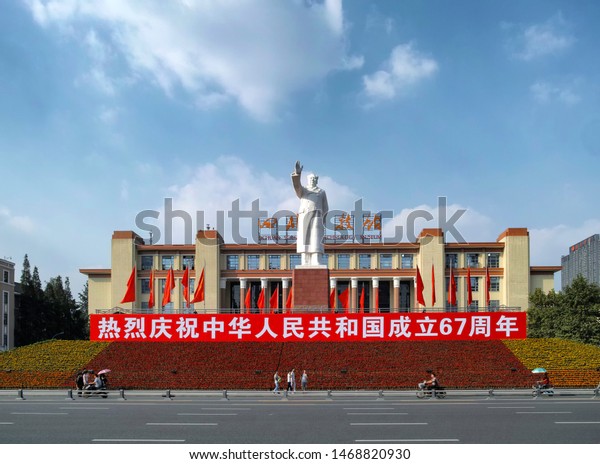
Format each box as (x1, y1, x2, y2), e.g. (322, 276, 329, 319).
(416, 266, 425, 307)
(148, 269, 155, 309)
(359, 286, 365, 313)
(466, 267, 473, 307)
(431, 264, 436, 307)
(486, 267, 491, 306)
(190, 268, 205, 304)
(181, 267, 190, 308)
(269, 285, 279, 312)
(338, 287, 349, 312)
(120, 266, 136, 304)
(244, 286, 252, 312)
(285, 286, 293, 311)
(448, 265, 457, 307)
(257, 288, 266, 312)
(329, 288, 335, 310)
(161, 268, 175, 307)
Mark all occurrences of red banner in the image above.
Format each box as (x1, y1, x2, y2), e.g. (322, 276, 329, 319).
(90, 312, 526, 342)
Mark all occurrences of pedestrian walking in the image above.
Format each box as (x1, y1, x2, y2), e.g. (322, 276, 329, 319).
(301, 370, 308, 392)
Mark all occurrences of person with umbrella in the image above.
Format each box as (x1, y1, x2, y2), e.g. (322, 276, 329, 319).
(532, 368, 552, 389)
(97, 369, 111, 390)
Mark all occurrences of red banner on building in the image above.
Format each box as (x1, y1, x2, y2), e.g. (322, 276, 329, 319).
(90, 312, 526, 342)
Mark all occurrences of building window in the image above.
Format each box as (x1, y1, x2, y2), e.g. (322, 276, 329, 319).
(161, 256, 174, 270)
(401, 254, 413, 269)
(446, 254, 458, 268)
(490, 276, 500, 292)
(322, 254, 329, 266)
(470, 277, 479, 292)
(487, 253, 500, 268)
(182, 255, 195, 270)
(337, 254, 350, 270)
(379, 254, 392, 269)
(247, 255, 260, 270)
(226, 255, 239, 270)
(466, 253, 479, 268)
(141, 256, 153, 271)
(2, 271, 8, 284)
(359, 254, 371, 269)
(468, 301, 479, 312)
(489, 300, 500, 311)
(289, 254, 301, 269)
(141, 279, 150, 294)
(268, 255, 281, 270)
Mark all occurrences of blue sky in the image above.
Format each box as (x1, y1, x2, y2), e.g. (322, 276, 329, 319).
(1, 0, 599, 294)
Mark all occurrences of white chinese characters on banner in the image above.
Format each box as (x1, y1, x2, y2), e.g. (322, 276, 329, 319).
(92, 313, 525, 342)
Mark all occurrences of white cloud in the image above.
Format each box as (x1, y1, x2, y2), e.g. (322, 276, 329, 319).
(24, 0, 363, 121)
(146, 156, 358, 244)
(508, 12, 575, 61)
(362, 43, 438, 103)
(0, 207, 36, 234)
(530, 220, 600, 266)
(530, 80, 581, 105)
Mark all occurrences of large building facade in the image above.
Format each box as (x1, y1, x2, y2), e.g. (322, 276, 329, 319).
(81, 228, 559, 315)
(0, 258, 15, 351)
(561, 234, 600, 288)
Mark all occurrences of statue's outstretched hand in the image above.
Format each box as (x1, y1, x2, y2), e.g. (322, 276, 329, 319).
(294, 160, 303, 175)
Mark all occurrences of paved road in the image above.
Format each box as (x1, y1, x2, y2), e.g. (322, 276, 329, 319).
(0, 390, 599, 444)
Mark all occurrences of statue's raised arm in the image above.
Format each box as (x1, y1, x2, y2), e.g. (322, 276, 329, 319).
(291, 162, 328, 266)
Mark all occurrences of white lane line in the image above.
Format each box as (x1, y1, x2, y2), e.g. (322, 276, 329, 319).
(60, 407, 109, 410)
(344, 408, 395, 410)
(93, 439, 185, 442)
(350, 422, 427, 426)
(0, 422, 15, 425)
(11, 412, 68, 415)
(356, 439, 459, 443)
(516, 411, 572, 414)
(488, 406, 535, 409)
(201, 408, 250, 410)
(177, 413, 237, 416)
(555, 421, 600, 424)
(146, 422, 217, 426)
(347, 413, 408, 416)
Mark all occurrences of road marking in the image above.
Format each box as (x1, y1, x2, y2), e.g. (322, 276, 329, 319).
(0, 422, 14, 425)
(488, 406, 535, 409)
(516, 411, 572, 414)
(146, 422, 218, 426)
(344, 407, 395, 410)
(60, 407, 109, 410)
(350, 422, 427, 426)
(11, 412, 68, 415)
(201, 408, 251, 410)
(93, 439, 186, 442)
(347, 413, 408, 416)
(555, 421, 600, 424)
(177, 413, 237, 416)
(356, 438, 459, 442)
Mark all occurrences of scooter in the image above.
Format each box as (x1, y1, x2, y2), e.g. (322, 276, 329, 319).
(532, 384, 554, 397)
(417, 383, 446, 399)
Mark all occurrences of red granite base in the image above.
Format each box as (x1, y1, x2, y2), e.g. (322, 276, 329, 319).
(292, 267, 330, 311)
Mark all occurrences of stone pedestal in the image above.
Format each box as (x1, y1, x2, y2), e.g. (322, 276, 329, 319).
(292, 266, 330, 312)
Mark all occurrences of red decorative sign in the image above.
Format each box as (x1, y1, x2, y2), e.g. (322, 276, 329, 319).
(90, 312, 526, 342)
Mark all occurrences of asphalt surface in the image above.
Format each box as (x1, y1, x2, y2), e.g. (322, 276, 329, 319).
(0, 390, 599, 444)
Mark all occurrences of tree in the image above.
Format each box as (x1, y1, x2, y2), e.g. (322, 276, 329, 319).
(528, 275, 600, 345)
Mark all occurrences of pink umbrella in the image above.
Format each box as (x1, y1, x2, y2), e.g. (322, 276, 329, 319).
(97, 369, 111, 375)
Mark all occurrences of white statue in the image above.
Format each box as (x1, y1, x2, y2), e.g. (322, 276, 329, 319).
(291, 161, 329, 266)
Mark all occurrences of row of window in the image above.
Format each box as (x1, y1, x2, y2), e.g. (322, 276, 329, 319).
(141, 255, 195, 271)
(446, 253, 500, 268)
(447, 276, 500, 292)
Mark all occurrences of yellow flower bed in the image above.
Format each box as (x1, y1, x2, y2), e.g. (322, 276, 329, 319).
(503, 338, 600, 370)
(0, 340, 109, 372)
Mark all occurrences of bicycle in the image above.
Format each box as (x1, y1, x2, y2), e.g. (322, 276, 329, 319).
(416, 383, 446, 399)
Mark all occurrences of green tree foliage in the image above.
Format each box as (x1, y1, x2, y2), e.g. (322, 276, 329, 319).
(528, 275, 600, 345)
(14, 255, 89, 346)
